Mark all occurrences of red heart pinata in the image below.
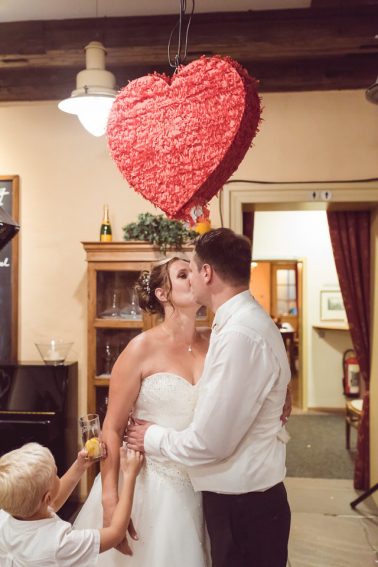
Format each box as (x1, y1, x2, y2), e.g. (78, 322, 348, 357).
(107, 56, 261, 221)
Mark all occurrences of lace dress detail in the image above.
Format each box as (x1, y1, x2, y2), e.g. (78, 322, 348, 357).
(74, 373, 209, 567)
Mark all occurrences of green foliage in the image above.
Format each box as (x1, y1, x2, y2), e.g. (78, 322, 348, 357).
(123, 213, 197, 254)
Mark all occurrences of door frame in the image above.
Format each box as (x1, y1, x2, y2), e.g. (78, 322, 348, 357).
(250, 258, 305, 408)
(222, 179, 378, 411)
(221, 179, 378, 235)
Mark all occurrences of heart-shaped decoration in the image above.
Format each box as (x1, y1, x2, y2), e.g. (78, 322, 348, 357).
(107, 56, 261, 220)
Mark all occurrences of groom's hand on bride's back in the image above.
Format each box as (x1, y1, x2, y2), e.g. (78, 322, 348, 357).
(127, 419, 153, 452)
(280, 386, 292, 424)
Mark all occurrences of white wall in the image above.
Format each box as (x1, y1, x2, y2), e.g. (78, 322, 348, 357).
(253, 210, 353, 407)
(236, 90, 377, 180)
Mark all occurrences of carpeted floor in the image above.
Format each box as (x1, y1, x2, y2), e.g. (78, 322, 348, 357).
(285, 413, 356, 479)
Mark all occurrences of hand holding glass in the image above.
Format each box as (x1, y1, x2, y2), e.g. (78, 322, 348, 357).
(79, 414, 105, 461)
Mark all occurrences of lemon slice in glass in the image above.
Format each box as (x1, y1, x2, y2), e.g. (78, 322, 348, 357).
(85, 437, 101, 459)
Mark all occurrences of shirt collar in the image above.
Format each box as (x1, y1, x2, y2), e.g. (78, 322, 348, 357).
(212, 290, 251, 332)
(7, 512, 57, 529)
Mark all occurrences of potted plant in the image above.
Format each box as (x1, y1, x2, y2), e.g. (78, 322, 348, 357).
(123, 213, 198, 254)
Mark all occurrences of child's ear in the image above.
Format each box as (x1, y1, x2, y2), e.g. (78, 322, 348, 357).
(42, 490, 52, 507)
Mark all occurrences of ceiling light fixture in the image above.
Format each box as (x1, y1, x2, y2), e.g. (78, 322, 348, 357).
(58, 41, 117, 137)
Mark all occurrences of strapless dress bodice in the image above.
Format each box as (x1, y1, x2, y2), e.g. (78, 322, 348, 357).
(133, 372, 199, 430)
(133, 372, 200, 486)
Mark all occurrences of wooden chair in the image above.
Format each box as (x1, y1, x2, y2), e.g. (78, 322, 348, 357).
(345, 398, 363, 450)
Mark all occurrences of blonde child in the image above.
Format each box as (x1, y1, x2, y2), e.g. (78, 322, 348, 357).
(0, 442, 143, 566)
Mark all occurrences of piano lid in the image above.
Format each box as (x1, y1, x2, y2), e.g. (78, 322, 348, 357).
(0, 364, 69, 413)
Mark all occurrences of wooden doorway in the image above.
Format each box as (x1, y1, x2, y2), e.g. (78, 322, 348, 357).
(224, 180, 378, 413)
(250, 259, 304, 408)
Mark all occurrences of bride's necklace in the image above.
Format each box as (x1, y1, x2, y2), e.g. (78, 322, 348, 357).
(161, 324, 196, 353)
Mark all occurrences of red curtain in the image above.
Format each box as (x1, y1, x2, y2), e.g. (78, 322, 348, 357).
(327, 211, 371, 490)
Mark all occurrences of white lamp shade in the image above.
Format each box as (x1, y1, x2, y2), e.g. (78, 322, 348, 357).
(58, 94, 115, 137)
(58, 41, 117, 137)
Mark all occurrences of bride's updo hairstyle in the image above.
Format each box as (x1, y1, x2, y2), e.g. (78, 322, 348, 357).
(136, 257, 184, 318)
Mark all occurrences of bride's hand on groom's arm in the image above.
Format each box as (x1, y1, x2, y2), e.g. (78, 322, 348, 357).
(127, 419, 152, 452)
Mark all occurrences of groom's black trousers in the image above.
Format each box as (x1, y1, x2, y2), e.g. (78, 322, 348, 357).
(203, 482, 291, 567)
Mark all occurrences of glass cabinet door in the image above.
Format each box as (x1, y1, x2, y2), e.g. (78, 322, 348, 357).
(96, 270, 142, 321)
(94, 270, 146, 381)
(96, 328, 141, 378)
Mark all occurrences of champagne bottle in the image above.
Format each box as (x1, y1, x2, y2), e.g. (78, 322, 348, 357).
(100, 204, 112, 242)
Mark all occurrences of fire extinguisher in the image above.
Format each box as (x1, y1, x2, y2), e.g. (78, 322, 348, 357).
(343, 349, 360, 397)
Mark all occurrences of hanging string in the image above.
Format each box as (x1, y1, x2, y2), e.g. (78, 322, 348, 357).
(93, 0, 103, 43)
(167, 0, 195, 71)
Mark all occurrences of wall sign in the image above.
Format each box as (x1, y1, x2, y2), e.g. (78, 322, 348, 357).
(0, 176, 19, 361)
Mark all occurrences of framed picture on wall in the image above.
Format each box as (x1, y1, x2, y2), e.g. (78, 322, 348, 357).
(320, 289, 346, 322)
(0, 175, 19, 361)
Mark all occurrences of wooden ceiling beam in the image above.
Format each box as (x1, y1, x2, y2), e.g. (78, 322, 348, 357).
(0, 53, 375, 102)
(0, 6, 377, 99)
(1, 8, 377, 59)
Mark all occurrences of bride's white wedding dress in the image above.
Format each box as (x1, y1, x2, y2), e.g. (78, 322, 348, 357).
(74, 373, 209, 566)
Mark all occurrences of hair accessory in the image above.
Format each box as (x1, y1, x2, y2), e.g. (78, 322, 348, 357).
(141, 272, 151, 295)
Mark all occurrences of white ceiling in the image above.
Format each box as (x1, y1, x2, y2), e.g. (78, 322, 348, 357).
(0, 0, 311, 22)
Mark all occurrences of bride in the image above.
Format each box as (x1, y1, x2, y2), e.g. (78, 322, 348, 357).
(74, 257, 211, 565)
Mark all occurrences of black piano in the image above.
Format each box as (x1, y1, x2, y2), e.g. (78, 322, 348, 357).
(0, 362, 78, 475)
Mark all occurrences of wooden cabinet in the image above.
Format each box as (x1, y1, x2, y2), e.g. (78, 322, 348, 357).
(82, 242, 211, 485)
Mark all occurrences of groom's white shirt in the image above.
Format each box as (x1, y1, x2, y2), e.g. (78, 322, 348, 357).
(145, 290, 291, 494)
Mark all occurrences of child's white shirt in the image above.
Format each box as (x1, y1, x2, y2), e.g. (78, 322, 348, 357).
(0, 509, 100, 566)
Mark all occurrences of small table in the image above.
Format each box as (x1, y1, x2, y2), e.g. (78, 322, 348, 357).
(345, 398, 363, 450)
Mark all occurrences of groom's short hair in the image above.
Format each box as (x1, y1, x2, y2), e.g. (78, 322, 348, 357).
(194, 228, 251, 286)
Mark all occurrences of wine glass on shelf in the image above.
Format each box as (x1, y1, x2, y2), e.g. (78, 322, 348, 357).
(129, 289, 142, 320)
(120, 288, 142, 320)
(102, 341, 113, 377)
(99, 290, 121, 319)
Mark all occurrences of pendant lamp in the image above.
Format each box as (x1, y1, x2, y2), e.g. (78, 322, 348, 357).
(58, 41, 117, 137)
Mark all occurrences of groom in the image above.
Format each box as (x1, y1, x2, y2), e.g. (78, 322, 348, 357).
(128, 228, 291, 567)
